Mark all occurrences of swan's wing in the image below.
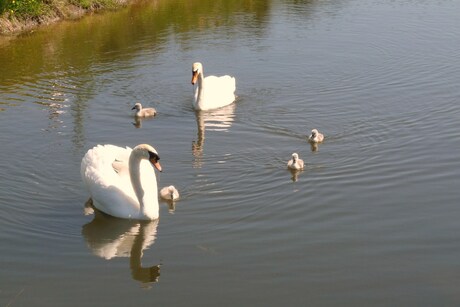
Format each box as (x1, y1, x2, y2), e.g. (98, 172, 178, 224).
(201, 75, 236, 109)
(81, 145, 139, 216)
(81, 144, 132, 187)
(111, 147, 131, 176)
(204, 75, 236, 93)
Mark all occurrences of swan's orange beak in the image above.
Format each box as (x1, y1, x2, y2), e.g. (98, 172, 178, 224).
(191, 71, 198, 85)
(151, 160, 162, 172)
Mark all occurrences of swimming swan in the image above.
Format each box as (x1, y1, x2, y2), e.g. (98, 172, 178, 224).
(160, 185, 179, 201)
(191, 62, 236, 111)
(308, 129, 324, 143)
(81, 144, 162, 220)
(287, 153, 304, 170)
(132, 103, 157, 118)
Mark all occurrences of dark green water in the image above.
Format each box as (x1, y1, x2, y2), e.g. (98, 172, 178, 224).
(1, 0, 460, 305)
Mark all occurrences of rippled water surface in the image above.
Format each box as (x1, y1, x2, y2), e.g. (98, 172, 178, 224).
(1, 0, 460, 306)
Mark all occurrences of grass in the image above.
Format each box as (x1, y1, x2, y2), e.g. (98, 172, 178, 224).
(0, 0, 127, 19)
(71, 0, 120, 10)
(0, 0, 131, 34)
(0, 0, 46, 18)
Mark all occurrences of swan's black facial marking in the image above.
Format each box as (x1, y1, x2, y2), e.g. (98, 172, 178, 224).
(191, 70, 199, 84)
(148, 151, 160, 163)
(148, 150, 162, 172)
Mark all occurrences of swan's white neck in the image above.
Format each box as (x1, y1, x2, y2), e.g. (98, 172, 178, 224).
(129, 152, 158, 219)
(194, 71, 205, 110)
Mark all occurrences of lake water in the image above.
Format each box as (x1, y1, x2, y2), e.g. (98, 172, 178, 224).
(1, 0, 460, 305)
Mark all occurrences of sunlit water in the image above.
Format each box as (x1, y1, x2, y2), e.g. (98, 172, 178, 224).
(1, 0, 460, 306)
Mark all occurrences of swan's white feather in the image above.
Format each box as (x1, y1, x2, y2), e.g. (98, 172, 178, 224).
(81, 144, 159, 220)
(192, 63, 236, 111)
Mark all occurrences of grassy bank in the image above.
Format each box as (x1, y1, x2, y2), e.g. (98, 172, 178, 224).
(0, 0, 133, 35)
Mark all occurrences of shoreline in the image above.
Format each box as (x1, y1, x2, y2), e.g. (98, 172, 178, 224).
(0, 0, 136, 36)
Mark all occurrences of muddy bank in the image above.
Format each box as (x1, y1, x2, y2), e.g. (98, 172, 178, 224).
(0, 0, 135, 35)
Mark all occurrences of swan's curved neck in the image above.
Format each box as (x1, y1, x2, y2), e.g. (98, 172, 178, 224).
(129, 154, 145, 212)
(128, 151, 159, 219)
(197, 69, 204, 84)
(194, 71, 205, 109)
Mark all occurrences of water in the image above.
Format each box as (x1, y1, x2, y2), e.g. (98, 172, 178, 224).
(1, 0, 460, 305)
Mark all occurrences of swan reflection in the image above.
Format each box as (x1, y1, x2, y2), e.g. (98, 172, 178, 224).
(289, 169, 303, 182)
(82, 201, 161, 285)
(133, 117, 143, 128)
(309, 142, 319, 152)
(160, 198, 177, 214)
(132, 116, 156, 129)
(193, 103, 236, 168)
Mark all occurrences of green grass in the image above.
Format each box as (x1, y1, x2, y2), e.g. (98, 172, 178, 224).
(0, 0, 124, 19)
(0, 0, 46, 18)
(70, 0, 119, 10)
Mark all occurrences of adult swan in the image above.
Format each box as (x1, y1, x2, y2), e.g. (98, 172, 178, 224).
(81, 144, 162, 220)
(191, 62, 236, 111)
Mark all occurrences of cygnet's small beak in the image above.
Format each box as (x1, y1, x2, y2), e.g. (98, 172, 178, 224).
(191, 70, 198, 85)
(131, 106, 136, 110)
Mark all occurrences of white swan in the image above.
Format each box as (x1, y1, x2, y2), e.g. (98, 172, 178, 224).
(81, 144, 162, 220)
(308, 129, 324, 143)
(160, 185, 179, 201)
(287, 153, 304, 170)
(132, 103, 157, 118)
(191, 62, 236, 111)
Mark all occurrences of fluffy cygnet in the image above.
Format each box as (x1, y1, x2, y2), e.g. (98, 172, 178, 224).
(308, 129, 324, 143)
(160, 185, 180, 201)
(132, 102, 157, 118)
(287, 153, 304, 170)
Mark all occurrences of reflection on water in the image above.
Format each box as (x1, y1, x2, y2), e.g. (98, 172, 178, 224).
(160, 198, 177, 214)
(193, 103, 236, 168)
(0, 0, 270, 153)
(133, 117, 142, 129)
(0, 0, 271, 84)
(132, 116, 156, 129)
(82, 200, 160, 285)
(309, 141, 319, 152)
(289, 169, 302, 182)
